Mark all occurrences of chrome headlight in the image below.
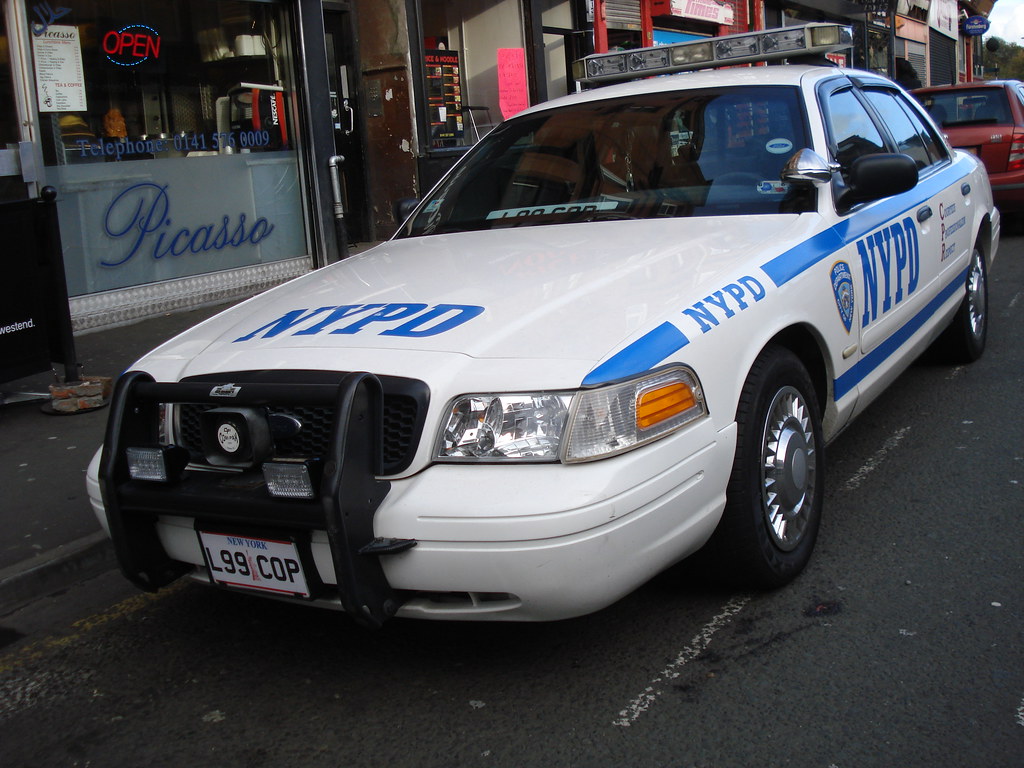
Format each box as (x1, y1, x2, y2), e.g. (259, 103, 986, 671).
(434, 366, 706, 463)
(437, 393, 574, 461)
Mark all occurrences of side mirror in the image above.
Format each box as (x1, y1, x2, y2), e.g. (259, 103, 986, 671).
(393, 198, 419, 225)
(844, 153, 918, 204)
(781, 148, 837, 184)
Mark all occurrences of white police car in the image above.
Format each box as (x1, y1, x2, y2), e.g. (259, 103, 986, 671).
(87, 24, 998, 626)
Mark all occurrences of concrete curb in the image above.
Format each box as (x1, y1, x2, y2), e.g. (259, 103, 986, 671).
(0, 532, 117, 616)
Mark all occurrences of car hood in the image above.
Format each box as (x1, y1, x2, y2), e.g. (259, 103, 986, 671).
(136, 216, 815, 385)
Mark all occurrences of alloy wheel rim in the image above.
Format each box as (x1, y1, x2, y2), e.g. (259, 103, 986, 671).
(966, 249, 986, 339)
(760, 386, 817, 551)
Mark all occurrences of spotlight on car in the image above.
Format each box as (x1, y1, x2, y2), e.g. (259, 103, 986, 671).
(126, 445, 190, 483)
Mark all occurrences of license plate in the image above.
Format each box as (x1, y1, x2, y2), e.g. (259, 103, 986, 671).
(957, 145, 979, 157)
(199, 531, 311, 598)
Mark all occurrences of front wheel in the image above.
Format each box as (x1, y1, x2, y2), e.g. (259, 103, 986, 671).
(709, 345, 824, 588)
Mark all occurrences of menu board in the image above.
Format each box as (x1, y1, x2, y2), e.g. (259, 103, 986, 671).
(32, 25, 88, 113)
(425, 49, 463, 147)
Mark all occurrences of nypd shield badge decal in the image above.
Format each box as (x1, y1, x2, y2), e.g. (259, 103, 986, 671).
(830, 261, 854, 333)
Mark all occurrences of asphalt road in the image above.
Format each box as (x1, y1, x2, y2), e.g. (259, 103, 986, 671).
(1, 227, 1021, 768)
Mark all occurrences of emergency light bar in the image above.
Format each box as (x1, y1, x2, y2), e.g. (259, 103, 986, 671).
(573, 23, 853, 86)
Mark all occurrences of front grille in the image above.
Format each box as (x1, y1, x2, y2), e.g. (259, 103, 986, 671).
(175, 371, 429, 475)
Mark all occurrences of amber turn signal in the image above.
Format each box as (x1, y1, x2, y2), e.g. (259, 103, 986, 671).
(636, 382, 697, 430)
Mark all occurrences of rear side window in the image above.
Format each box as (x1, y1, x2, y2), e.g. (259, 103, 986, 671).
(863, 88, 943, 169)
(917, 88, 1013, 127)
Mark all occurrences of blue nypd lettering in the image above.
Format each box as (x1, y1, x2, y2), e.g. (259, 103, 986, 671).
(857, 216, 919, 327)
(584, 274, 766, 386)
(233, 303, 485, 342)
(680, 275, 766, 333)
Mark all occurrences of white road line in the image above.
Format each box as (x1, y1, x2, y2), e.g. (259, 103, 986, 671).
(612, 595, 751, 727)
(841, 426, 910, 491)
(1016, 693, 1024, 727)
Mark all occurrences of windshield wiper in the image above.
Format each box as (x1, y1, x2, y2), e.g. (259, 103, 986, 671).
(573, 211, 645, 222)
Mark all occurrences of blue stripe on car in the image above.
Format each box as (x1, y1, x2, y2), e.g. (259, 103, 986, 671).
(581, 322, 690, 387)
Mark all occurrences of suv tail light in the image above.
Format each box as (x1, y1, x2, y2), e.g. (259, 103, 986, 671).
(1009, 131, 1024, 172)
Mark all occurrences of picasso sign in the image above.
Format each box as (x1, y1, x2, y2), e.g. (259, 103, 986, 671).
(101, 182, 274, 267)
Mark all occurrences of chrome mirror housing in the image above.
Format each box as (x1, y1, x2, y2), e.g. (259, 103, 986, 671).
(781, 148, 838, 184)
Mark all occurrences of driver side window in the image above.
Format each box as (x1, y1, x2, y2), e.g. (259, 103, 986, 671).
(826, 88, 886, 177)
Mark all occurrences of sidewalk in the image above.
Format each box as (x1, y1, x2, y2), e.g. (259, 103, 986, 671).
(0, 244, 384, 616)
(0, 300, 238, 615)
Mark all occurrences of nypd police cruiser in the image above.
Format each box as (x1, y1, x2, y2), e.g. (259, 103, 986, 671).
(87, 24, 998, 627)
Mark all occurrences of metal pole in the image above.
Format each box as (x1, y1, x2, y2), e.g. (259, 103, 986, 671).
(328, 154, 350, 261)
(889, 1, 897, 81)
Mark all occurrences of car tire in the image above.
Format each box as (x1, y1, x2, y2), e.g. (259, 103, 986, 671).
(709, 345, 824, 588)
(934, 242, 987, 364)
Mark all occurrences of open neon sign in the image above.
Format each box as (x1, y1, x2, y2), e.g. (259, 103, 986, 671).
(102, 24, 160, 67)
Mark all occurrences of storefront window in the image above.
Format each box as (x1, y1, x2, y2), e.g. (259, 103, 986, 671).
(866, 26, 890, 76)
(420, 0, 525, 149)
(31, 0, 309, 296)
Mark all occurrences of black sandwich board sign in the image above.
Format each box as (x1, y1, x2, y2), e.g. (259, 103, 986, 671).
(0, 188, 78, 386)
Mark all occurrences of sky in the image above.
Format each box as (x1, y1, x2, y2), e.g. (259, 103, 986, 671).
(985, 0, 1024, 43)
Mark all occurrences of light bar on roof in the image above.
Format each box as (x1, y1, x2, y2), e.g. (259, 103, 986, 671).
(573, 23, 853, 86)
(629, 48, 670, 71)
(715, 34, 759, 60)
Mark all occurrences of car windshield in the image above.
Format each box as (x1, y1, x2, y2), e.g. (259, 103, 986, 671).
(918, 87, 1013, 127)
(400, 85, 814, 237)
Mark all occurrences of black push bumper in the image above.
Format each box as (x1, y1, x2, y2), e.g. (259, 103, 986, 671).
(99, 370, 414, 628)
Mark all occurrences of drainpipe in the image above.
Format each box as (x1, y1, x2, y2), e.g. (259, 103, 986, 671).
(328, 155, 350, 261)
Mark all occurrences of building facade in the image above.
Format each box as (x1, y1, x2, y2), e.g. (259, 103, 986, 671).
(0, 0, 590, 331)
(0, 0, 994, 333)
(590, 0, 994, 86)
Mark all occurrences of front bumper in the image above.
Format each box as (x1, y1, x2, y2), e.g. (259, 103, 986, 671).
(89, 371, 733, 623)
(96, 370, 407, 627)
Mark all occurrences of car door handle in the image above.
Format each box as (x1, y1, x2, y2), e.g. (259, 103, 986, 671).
(961, 182, 971, 195)
(917, 205, 933, 223)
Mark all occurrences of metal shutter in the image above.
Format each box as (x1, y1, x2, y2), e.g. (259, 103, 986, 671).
(605, 0, 642, 31)
(906, 40, 927, 86)
(928, 28, 956, 86)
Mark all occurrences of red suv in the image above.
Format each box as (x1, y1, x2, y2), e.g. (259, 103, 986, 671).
(914, 81, 1024, 219)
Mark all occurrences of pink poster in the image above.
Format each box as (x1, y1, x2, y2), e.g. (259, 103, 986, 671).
(498, 48, 529, 119)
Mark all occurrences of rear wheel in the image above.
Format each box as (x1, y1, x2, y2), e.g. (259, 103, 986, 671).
(710, 345, 824, 587)
(935, 243, 987, 364)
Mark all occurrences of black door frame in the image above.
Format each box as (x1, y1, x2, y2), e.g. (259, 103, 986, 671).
(295, 0, 371, 263)
(294, 0, 339, 265)
(322, 1, 371, 244)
